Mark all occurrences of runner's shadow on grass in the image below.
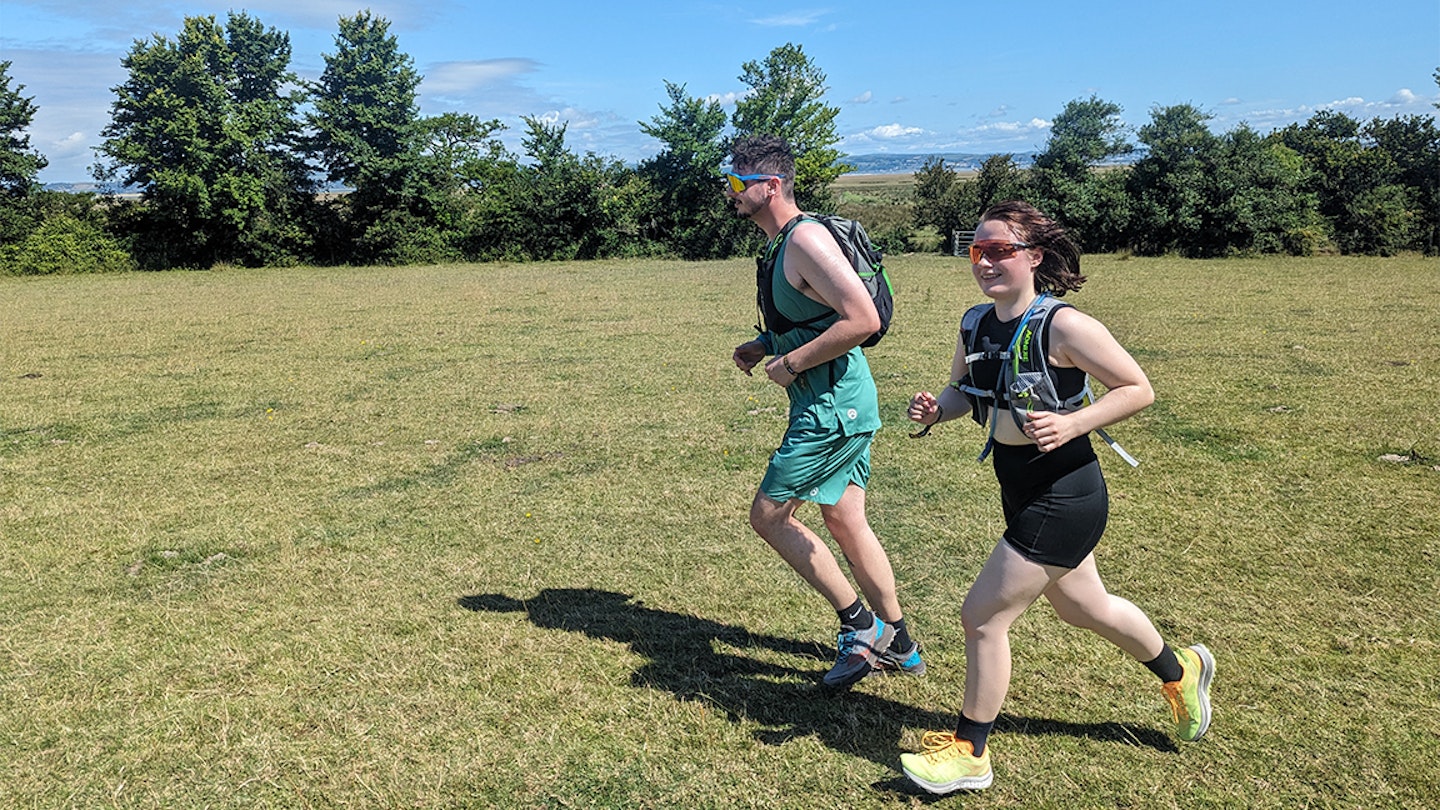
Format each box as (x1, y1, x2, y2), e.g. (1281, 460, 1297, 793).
(459, 588, 1174, 790)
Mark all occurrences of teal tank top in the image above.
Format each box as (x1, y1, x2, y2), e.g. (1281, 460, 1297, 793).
(765, 236, 882, 436)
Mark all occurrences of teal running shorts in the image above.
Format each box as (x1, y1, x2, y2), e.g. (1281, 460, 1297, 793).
(760, 410, 873, 505)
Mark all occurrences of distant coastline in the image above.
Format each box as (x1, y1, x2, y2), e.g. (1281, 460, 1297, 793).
(840, 150, 1140, 176)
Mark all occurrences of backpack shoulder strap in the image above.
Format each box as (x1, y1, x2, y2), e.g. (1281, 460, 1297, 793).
(976, 294, 1052, 462)
(773, 214, 851, 331)
(765, 214, 808, 263)
(960, 303, 994, 363)
(755, 215, 810, 334)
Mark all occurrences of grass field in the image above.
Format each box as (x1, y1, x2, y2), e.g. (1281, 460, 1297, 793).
(2, 253, 1438, 808)
(833, 173, 924, 243)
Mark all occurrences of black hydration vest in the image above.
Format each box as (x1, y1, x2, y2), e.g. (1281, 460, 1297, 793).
(952, 294, 1138, 466)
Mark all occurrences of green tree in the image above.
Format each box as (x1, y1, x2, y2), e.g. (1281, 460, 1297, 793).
(910, 155, 1027, 254)
(516, 116, 595, 260)
(307, 11, 460, 264)
(307, 12, 421, 190)
(731, 44, 850, 211)
(637, 81, 743, 259)
(1030, 96, 1133, 251)
(0, 61, 47, 199)
(475, 116, 652, 262)
(0, 187, 135, 275)
(1269, 110, 1417, 255)
(423, 112, 509, 192)
(911, 157, 973, 254)
(1208, 125, 1322, 255)
(95, 13, 314, 268)
(417, 111, 524, 263)
(1363, 114, 1440, 253)
(1033, 96, 1132, 178)
(1127, 104, 1222, 255)
(0, 60, 52, 261)
(1269, 110, 1363, 251)
(0, 208, 133, 275)
(971, 154, 1029, 218)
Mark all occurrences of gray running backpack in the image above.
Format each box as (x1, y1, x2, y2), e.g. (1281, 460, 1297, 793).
(755, 214, 894, 348)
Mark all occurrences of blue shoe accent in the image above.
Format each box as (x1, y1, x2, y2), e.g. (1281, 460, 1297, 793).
(877, 641, 926, 676)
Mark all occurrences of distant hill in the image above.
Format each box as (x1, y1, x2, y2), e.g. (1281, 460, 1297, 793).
(841, 152, 1037, 175)
(42, 182, 130, 194)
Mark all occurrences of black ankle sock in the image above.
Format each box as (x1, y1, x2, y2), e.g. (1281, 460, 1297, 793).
(955, 713, 995, 757)
(1143, 643, 1184, 683)
(837, 598, 872, 630)
(888, 617, 912, 651)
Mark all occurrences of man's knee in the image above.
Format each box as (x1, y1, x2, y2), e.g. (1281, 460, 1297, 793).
(749, 494, 789, 538)
(819, 508, 850, 539)
(818, 491, 868, 538)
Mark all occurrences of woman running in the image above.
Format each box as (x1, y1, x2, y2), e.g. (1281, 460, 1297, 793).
(900, 200, 1214, 794)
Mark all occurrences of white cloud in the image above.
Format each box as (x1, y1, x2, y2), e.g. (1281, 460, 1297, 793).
(1203, 84, 1440, 137)
(748, 9, 829, 27)
(421, 59, 540, 94)
(1310, 88, 1439, 117)
(537, 107, 599, 130)
(51, 131, 87, 153)
(705, 91, 749, 107)
(850, 91, 873, 104)
(869, 123, 925, 139)
(973, 118, 1051, 135)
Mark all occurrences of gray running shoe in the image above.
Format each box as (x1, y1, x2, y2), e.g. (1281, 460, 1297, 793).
(876, 641, 926, 676)
(822, 617, 894, 688)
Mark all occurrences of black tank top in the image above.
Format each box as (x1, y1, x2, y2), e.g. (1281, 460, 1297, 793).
(969, 307, 1087, 411)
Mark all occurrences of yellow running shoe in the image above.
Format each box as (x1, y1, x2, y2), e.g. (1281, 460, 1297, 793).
(900, 731, 993, 794)
(1162, 644, 1215, 742)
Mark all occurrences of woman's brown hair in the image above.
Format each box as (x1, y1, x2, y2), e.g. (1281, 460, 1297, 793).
(979, 200, 1086, 296)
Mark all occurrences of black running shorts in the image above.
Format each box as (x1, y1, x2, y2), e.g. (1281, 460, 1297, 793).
(991, 438, 1107, 569)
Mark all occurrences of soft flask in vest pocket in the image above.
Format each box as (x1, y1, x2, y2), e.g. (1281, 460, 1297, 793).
(1007, 370, 1062, 429)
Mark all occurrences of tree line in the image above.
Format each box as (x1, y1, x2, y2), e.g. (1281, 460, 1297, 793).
(0, 11, 1436, 274)
(917, 92, 1440, 258)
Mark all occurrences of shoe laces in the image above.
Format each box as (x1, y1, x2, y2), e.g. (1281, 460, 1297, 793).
(835, 628, 860, 659)
(1161, 680, 1189, 724)
(917, 731, 973, 762)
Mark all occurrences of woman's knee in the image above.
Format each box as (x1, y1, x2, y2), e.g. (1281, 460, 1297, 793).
(1050, 590, 1134, 633)
(1052, 600, 1104, 631)
(961, 596, 1012, 639)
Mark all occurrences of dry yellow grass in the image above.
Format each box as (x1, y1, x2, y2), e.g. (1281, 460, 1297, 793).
(2, 254, 1436, 808)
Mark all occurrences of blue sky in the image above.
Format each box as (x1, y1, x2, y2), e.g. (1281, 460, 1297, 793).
(3, 0, 1437, 182)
